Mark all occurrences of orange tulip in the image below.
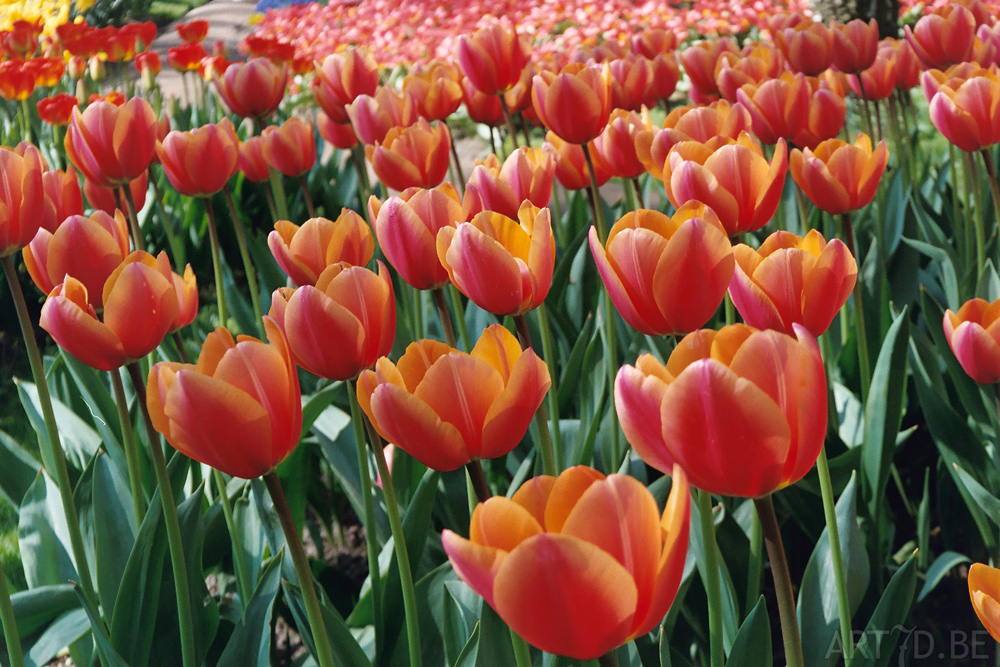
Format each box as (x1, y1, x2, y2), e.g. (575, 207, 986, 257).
(64, 97, 157, 188)
(547, 132, 612, 190)
(904, 5, 976, 69)
(927, 71, 1000, 152)
(357, 324, 549, 471)
(0, 147, 44, 258)
(368, 183, 462, 290)
(776, 22, 834, 76)
(156, 119, 239, 197)
(607, 56, 650, 112)
(175, 19, 208, 43)
(593, 109, 648, 179)
(590, 203, 734, 336)
(462, 76, 504, 126)
(213, 58, 287, 119)
(270, 262, 395, 381)
(146, 318, 301, 479)
(714, 44, 785, 102)
(83, 172, 147, 217)
(313, 47, 381, 124)
(463, 146, 556, 219)
(37, 93, 78, 126)
(969, 563, 1000, 642)
(831, 18, 879, 74)
(262, 117, 317, 178)
(736, 72, 811, 145)
(848, 47, 897, 101)
(268, 210, 374, 286)
(442, 464, 690, 660)
(40, 251, 182, 370)
(365, 118, 451, 192)
(531, 63, 612, 145)
(616, 324, 827, 497)
(24, 210, 130, 305)
(39, 167, 84, 233)
(316, 112, 358, 150)
(457, 24, 529, 95)
(404, 60, 464, 121)
(437, 202, 553, 316)
(790, 133, 888, 215)
(631, 28, 679, 58)
(346, 86, 418, 146)
(644, 53, 681, 104)
(679, 37, 739, 96)
(943, 298, 1000, 384)
(237, 136, 271, 183)
(664, 132, 788, 236)
(793, 74, 848, 149)
(729, 229, 856, 337)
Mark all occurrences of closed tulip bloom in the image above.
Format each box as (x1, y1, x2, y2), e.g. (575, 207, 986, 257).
(170, 263, 198, 332)
(358, 325, 550, 471)
(64, 97, 158, 188)
(40, 251, 181, 370)
(443, 464, 690, 660)
(457, 24, 529, 95)
(346, 87, 418, 146)
(590, 203, 734, 336)
(0, 148, 44, 257)
(146, 318, 301, 479)
(532, 63, 612, 145)
(462, 76, 504, 126)
(134, 51, 161, 77)
(39, 167, 84, 233)
(157, 119, 239, 197)
(262, 117, 317, 178)
(24, 210, 130, 305)
(593, 109, 648, 179)
(167, 42, 207, 73)
(369, 183, 462, 290)
(790, 133, 888, 215)
(632, 29, 679, 58)
(927, 73, 1000, 152)
(175, 19, 209, 43)
(83, 172, 147, 216)
(213, 58, 287, 119)
(270, 262, 395, 381)
(904, 5, 976, 68)
(437, 201, 553, 316)
(607, 57, 650, 112)
(616, 324, 827, 497)
(316, 112, 358, 150)
(644, 53, 681, 104)
(831, 18, 879, 74)
(36, 93, 78, 126)
(664, 132, 788, 236)
(547, 132, 612, 190)
(366, 118, 450, 192)
(714, 45, 785, 102)
(737, 72, 811, 145)
(976, 24, 1000, 67)
(463, 146, 556, 219)
(636, 101, 752, 180)
(943, 298, 1000, 384)
(404, 60, 464, 121)
(268, 210, 374, 286)
(680, 38, 739, 96)
(777, 22, 834, 76)
(793, 75, 848, 149)
(237, 135, 271, 183)
(0, 61, 35, 101)
(848, 49, 897, 101)
(314, 48, 380, 123)
(921, 63, 992, 101)
(970, 563, 1000, 642)
(729, 229, 856, 337)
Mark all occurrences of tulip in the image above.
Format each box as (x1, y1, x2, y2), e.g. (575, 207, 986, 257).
(83, 172, 147, 216)
(365, 118, 450, 192)
(175, 19, 209, 43)
(503, 66, 535, 115)
(437, 202, 553, 316)
(237, 135, 271, 183)
(632, 28, 679, 58)
(531, 63, 612, 145)
(457, 24, 529, 95)
(156, 119, 239, 197)
(0, 148, 44, 257)
(214, 58, 287, 119)
(792, 75, 848, 149)
(616, 324, 827, 497)
(443, 464, 690, 660)
(403, 60, 464, 121)
(312, 48, 380, 124)
(40, 251, 181, 371)
(904, 5, 976, 69)
(0, 61, 36, 101)
(462, 77, 504, 126)
(714, 44, 785, 102)
(146, 318, 301, 479)
(730, 229, 857, 337)
(790, 133, 888, 215)
(664, 132, 788, 236)
(346, 87, 418, 146)
(776, 22, 834, 76)
(29, 58, 66, 89)
(890, 38, 921, 91)
(262, 117, 317, 178)
(39, 167, 84, 233)
(969, 563, 1000, 642)
(547, 132, 612, 191)
(607, 57, 650, 112)
(268, 210, 374, 286)
(170, 264, 198, 332)
(167, 42, 207, 72)
(593, 109, 648, 179)
(357, 324, 550, 471)
(926, 72, 1000, 153)
(37, 93, 78, 126)
(848, 49, 897, 101)
(270, 262, 395, 381)
(736, 73, 811, 145)
(24, 210, 130, 305)
(943, 298, 1000, 384)
(64, 97, 158, 188)
(463, 146, 556, 219)
(644, 53, 681, 104)
(831, 18, 879, 74)
(368, 183, 462, 290)
(679, 37, 739, 96)
(636, 101, 752, 180)
(316, 112, 358, 150)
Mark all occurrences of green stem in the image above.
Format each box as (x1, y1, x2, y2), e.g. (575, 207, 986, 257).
(149, 167, 185, 267)
(816, 446, 854, 660)
(0, 256, 99, 610)
(19, 98, 31, 143)
(623, 177, 640, 212)
(432, 288, 457, 348)
(268, 167, 290, 222)
(110, 368, 146, 524)
(631, 177, 646, 209)
(222, 187, 265, 335)
(981, 149, 1000, 247)
(855, 75, 875, 141)
(755, 494, 804, 667)
(126, 363, 197, 667)
(262, 471, 336, 667)
(262, 183, 279, 225)
(346, 382, 383, 661)
(212, 468, 252, 608)
(839, 213, 870, 400)
(745, 504, 763, 618)
(121, 184, 145, 253)
(513, 314, 556, 476)
(499, 97, 520, 150)
(466, 459, 491, 503)
(448, 285, 472, 351)
(203, 199, 228, 327)
(363, 417, 423, 667)
(298, 176, 317, 219)
(535, 303, 563, 472)
(965, 151, 987, 280)
(351, 144, 373, 220)
(581, 143, 607, 240)
(444, 119, 466, 191)
(697, 489, 724, 667)
(510, 628, 533, 667)
(795, 184, 809, 231)
(0, 567, 23, 667)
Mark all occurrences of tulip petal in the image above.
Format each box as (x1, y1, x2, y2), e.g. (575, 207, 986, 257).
(544, 465, 605, 532)
(481, 349, 550, 460)
(470, 496, 543, 551)
(615, 363, 675, 473)
(370, 383, 469, 470)
(442, 529, 506, 609)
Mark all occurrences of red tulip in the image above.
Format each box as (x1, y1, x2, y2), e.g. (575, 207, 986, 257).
(0, 147, 44, 257)
(944, 298, 1000, 384)
(313, 47, 381, 124)
(904, 5, 976, 69)
(268, 210, 374, 286)
(156, 119, 239, 197)
(831, 18, 879, 74)
(261, 117, 316, 178)
(457, 24, 529, 95)
(790, 133, 888, 215)
(65, 97, 158, 188)
(365, 118, 450, 192)
(39, 167, 84, 233)
(463, 146, 556, 219)
(531, 63, 612, 145)
(214, 58, 287, 119)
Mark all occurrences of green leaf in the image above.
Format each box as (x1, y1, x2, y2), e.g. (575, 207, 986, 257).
(302, 382, 342, 434)
(917, 551, 969, 603)
(0, 428, 40, 508)
(175, 485, 220, 663)
(10, 584, 78, 638)
(22, 609, 89, 667)
(282, 580, 374, 667)
(18, 472, 76, 589)
(798, 473, 870, 667)
(59, 353, 123, 462)
(977, 259, 1000, 301)
(73, 583, 129, 667)
(847, 557, 918, 667)
(217, 551, 284, 667)
(93, 451, 137, 617)
(453, 622, 481, 667)
(16, 380, 101, 473)
(727, 596, 771, 667)
(474, 604, 516, 667)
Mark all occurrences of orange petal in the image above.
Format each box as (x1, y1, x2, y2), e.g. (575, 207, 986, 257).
(442, 529, 506, 608)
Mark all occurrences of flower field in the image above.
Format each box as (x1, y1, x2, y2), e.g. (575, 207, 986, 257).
(4, 1, 1000, 666)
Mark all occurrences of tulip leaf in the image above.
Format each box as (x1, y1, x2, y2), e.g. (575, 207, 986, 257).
(18, 472, 76, 590)
(453, 622, 481, 667)
(10, 584, 78, 638)
(0, 428, 40, 509)
(282, 579, 373, 667)
(727, 596, 771, 667)
(217, 551, 284, 667)
(22, 608, 89, 667)
(92, 450, 138, 616)
(833, 382, 865, 448)
(846, 556, 917, 667)
(951, 465, 1000, 530)
(900, 235, 959, 310)
(73, 583, 130, 667)
(861, 306, 909, 514)
(917, 551, 969, 603)
(978, 259, 1000, 302)
(474, 604, 517, 667)
(797, 472, 870, 667)
(16, 379, 101, 474)
(232, 492, 266, 592)
(59, 353, 124, 464)
(301, 382, 342, 435)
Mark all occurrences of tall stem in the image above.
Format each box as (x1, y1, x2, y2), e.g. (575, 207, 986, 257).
(262, 183, 279, 225)
(0, 565, 23, 667)
(839, 213, 870, 400)
(298, 176, 317, 219)
(448, 285, 472, 350)
(581, 143, 607, 240)
(965, 151, 987, 280)
(745, 503, 763, 616)
(816, 446, 854, 659)
(126, 363, 197, 667)
(262, 471, 336, 667)
(212, 468, 252, 608)
(110, 368, 146, 523)
(222, 187, 264, 335)
(755, 494, 804, 667)
(148, 166, 185, 267)
(513, 315, 556, 476)
(0, 256, 98, 608)
(121, 184, 146, 253)
(981, 149, 1000, 242)
(19, 99, 31, 143)
(855, 75, 875, 141)
(203, 199, 228, 327)
(499, 97, 520, 150)
(623, 177, 641, 212)
(432, 288, 457, 348)
(510, 628, 532, 667)
(466, 460, 490, 503)
(268, 167, 290, 222)
(631, 176, 645, 209)
(351, 145, 373, 220)
(535, 303, 563, 472)
(444, 120, 466, 191)
(697, 489, 724, 667)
